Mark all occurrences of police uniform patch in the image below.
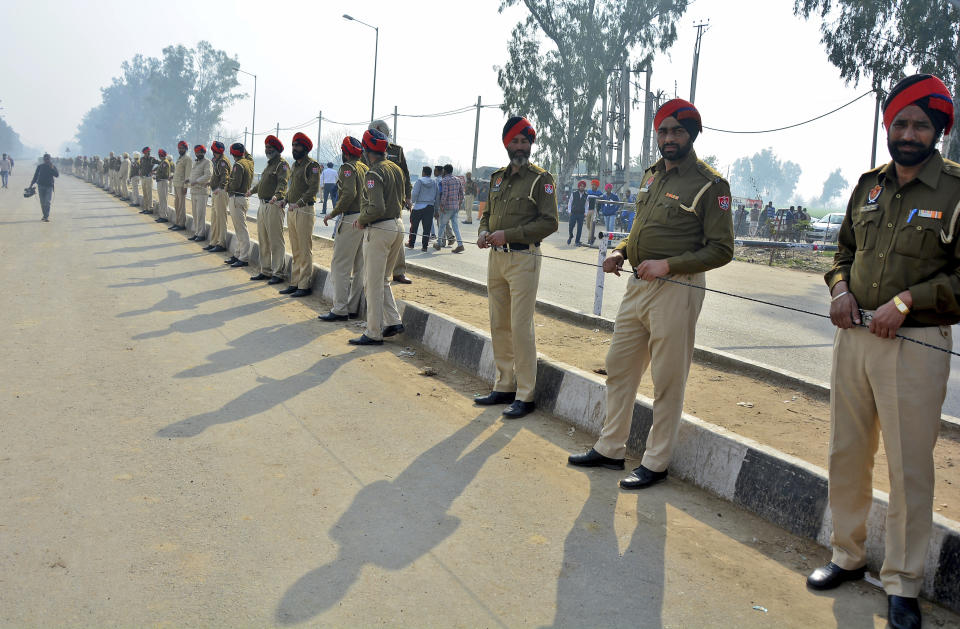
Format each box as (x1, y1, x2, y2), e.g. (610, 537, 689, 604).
(867, 185, 883, 204)
(366, 179, 375, 189)
(281, 163, 288, 171)
(343, 170, 352, 177)
(718, 195, 731, 211)
(640, 175, 655, 192)
(311, 166, 320, 174)
(544, 183, 554, 194)
(665, 192, 680, 200)
(493, 176, 503, 190)
(918, 209, 943, 219)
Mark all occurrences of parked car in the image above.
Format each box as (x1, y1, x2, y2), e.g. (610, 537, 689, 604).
(804, 212, 845, 243)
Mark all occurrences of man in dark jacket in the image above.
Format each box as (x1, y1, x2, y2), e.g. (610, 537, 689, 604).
(30, 154, 59, 222)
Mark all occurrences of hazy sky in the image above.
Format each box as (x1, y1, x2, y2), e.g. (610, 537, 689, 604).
(2, 0, 905, 202)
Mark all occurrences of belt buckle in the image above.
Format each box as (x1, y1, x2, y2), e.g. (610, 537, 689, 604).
(859, 309, 874, 323)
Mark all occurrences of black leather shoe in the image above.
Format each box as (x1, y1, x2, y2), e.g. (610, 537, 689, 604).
(267, 276, 285, 285)
(348, 334, 383, 346)
(170, 225, 185, 231)
(319, 312, 348, 322)
(382, 324, 405, 337)
(195, 237, 206, 242)
(290, 288, 312, 298)
(806, 562, 865, 590)
(888, 596, 921, 629)
(203, 244, 215, 251)
(502, 400, 535, 419)
(155, 217, 169, 223)
(474, 391, 516, 405)
(278, 285, 298, 295)
(620, 465, 668, 489)
(568, 448, 625, 470)
(348, 311, 360, 319)
(231, 260, 249, 268)
(224, 257, 238, 264)
(188, 235, 199, 241)
(393, 275, 412, 284)
(250, 273, 270, 281)
(211, 245, 227, 253)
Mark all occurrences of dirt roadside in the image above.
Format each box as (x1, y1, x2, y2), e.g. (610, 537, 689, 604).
(298, 234, 960, 522)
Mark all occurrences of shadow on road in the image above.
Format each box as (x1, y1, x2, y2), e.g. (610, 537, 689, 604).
(94, 241, 184, 255)
(132, 296, 283, 340)
(98, 251, 205, 270)
(275, 413, 518, 626)
(86, 231, 160, 241)
(109, 267, 222, 289)
(156, 347, 365, 439)
(174, 320, 320, 378)
(117, 284, 261, 317)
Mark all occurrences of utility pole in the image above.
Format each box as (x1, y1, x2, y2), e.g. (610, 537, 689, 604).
(622, 64, 631, 192)
(600, 84, 608, 185)
(244, 127, 248, 151)
(641, 62, 652, 172)
(393, 106, 398, 145)
(690, 20, 710, 104)
(870, 91, 881, 169)
(316, 111, 322, 162)
(471, 96, 482, 174)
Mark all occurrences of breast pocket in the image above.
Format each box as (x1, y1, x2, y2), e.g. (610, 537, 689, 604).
(894, 221, 939, 258)
(853, 211, 882, 251)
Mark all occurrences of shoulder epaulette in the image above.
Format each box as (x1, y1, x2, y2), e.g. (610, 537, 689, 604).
(942, 159, 960, 179)
(857, 165, 885, 183)
(696, 160, 725, 183)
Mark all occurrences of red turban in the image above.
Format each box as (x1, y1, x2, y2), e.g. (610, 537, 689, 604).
(157, 149, 167, 158)
(502, 116, 536, 147)
(362, 129, 388, 154)
(342, 136, 363, 157)
(229, 143, 244, 157)
(654, 99, 702, 137)
(264, 135, 284, 152)
(292, 132, 313, 151)
(884, 74, 954, 135)
(194, 144, 206, 153)
(210, 141, 225, 155)
(177, 140, 188, 150)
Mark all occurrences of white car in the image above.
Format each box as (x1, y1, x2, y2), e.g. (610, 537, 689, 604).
(805, 212, 845, 243)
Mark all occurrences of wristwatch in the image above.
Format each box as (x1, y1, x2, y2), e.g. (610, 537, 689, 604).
(893, 295, 910, 315)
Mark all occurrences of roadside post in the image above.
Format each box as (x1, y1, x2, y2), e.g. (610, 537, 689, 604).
(594, 230, 629, 315)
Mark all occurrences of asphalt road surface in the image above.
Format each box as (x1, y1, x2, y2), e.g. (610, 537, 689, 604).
(4, 173, 958, 626)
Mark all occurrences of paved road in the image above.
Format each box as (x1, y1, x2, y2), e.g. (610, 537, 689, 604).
(6, 173, 957, 626)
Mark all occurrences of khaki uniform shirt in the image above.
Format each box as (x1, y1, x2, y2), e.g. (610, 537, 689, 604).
(252, 155, 289, 201)
(478, 162, 559, 244)
(358, 158, 403, 226)
(328, 158, 369, 219)
(155, 159, 171, 180)
(173, 154, 191, 187)
(129, 158, 139, 178)
(188, 157, 212, 190)
(287, 156, 321, 206)
(826, 151, 960, 326)
(227, 155, 253, 194)
(385, 142, 412, 201)
(119, 158, 130, 179)
(209, 155, 230, 191)
(138, 155, 157, 177)
(616, 150, 734, 275)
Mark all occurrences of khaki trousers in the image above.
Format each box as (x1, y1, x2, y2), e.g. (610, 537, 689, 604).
(362, 219, 404, 340)
(487, 247, 543, 402)
(130, 177, 140, 204)
(462, 194, 475, 223)
(828, 325, 951, 597)
(257, 200, 285, 277)
(585, 210, 596, 243)
(210, 189, 229, 247)
(119, 177, 128, 199)
(594, 273, 705, 469)
(157, 180, 169, 219)
(392, 241, 407, 278)
(190, 189, 208, 238)
(287, 205, 316, 289)
(228, 196, 250, 261)
(141, 178, 153, 211)
(174, 186, 187, 227)
(330, 213, 364, 316)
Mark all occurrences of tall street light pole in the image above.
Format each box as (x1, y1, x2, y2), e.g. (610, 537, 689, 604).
(343, 14, 379, 124)
(232, 66, 257, 151)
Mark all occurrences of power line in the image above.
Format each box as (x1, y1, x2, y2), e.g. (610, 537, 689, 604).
(703, 91, 874, 134)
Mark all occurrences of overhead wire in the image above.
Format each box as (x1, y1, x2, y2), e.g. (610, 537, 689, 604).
(703, 91, 874, 134)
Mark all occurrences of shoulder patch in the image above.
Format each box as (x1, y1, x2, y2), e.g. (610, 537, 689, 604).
(343, 169, 352, 178)
(281, 163, 288, 171)
(311, 166, 320, 174)
(717, 195, 731, 211)
(544, 183, 554, 195)
(366, 179, 376, 189)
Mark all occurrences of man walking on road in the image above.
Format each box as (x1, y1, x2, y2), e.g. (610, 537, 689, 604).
(567, 180, 588, 245)
(807, 74, 959, 629)
(248, 135, 289, 284)
(475, 116, 559, 419)
(280, 132, 320, 298)
(321, 161, 338, 214)
(187, 145, 212, 242)
(434, 164, 465, 253)
(319, 136, 368, 322)
(170, 141, 190, 232)
(568, 99, 734, 489)
(1, 153, 12, 188)
(29, 153, 59, 222)
(224, 143, 254, 267)
(408, 165, 438, 251)
(205, 142, 231, 254)
(348, 129, 406, 345)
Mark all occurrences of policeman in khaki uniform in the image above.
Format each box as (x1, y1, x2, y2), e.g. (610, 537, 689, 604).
(154, 149, 172, 223)
(279, 132, 320, 298)
(347, 129, 405, 345)
(205, 141, 231, 253)
(119, 153, 131, 200)
(170, 141, 191, 231)
(187, 145, 212, 242)
(139, 147, 158, 213)
(129, 153, 141, 207)
(568, 99, 734, 487)
(223, 143, 254, 267)
(806, 75, 960, 629)
(370, 119, 413, 284)
(475, 117, 559, 418)
(319, 136, 368, 322)
(248, 135, 289, 284)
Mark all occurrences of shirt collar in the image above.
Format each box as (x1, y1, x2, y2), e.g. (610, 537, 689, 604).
(653, 148, 699, 176)
(878, 150, 943, 190)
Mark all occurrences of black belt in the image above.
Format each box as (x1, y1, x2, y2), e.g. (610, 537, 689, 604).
(229, 193, 245, 198)
(495, 242, 540, 252)
(369, 216, 400, 225)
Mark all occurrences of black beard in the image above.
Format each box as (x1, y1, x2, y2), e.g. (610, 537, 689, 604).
(195, 153, 204, 161)
(658, 140, 692, 161)
(509, 148, 530, 166)
(178, 149, 187, 157)
(888, 138, 935, 167)
(292, 148, 307, 161)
